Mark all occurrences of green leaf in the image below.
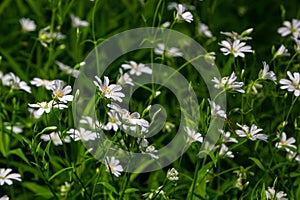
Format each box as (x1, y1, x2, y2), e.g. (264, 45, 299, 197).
(8, 148, 29, 164)
(261, 182, 267, 200)
(97, 182, 118, 195)
(22, 182, 53, 199)
(290, 172, 300, 178)
(124, 188, 139, 194)
(48, 167, 73, 182)
(249, 157, 265, 171)
(0, 129, 10, 157)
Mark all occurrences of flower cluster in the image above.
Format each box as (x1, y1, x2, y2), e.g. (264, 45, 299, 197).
(219, 28, 254, 58)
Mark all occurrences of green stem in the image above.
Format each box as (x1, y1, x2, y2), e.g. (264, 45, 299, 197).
(189, 158, 201, 200)
(284, 96, 298, 123)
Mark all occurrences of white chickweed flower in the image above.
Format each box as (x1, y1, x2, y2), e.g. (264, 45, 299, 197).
(144, 145, 159, 160)
(208, 99, 227, 119)
(167, 168, 179, 181)
(154, 43, 183, 57)
(105, 156, 123, 177)
(278, 19, 300, 38)
(275, 132, 297, 153)
(19, 18, 36, 32)
(28, 101, 53, 117)
(175, 4, 193, 23)
(70, 14, 89, 27)
(265, 186, 288, 200)
(0, 168, 21, 186)
(184, 126, 203, 143)
(94, 76, 125, 102)
(51, 80, 74, 103)
(56, 61, 80, 78)
(235, 123, 268, 142)
(121, 61, 152, 76)
(260, 61, 277, 82)
(198, 22, 213, 38)
(219, 129, 238, 144)
(30, 78, 53, 90)
(279, 71, 300, 96)
(212, 72, 245, 93)
(219, 144, 234, 158)
(219, 39, 253, 58)
(66, 128, 98, 141)
(40, 131, 71, 146)
(2, 72, 31, 93)
(274, 45, 290, 57)
(117, 68, 134, 86)
(0, 195, 9, 200)
(39, 26, 65, 47)
(4, 122, 23, 134)
(220, 28, 253, 41)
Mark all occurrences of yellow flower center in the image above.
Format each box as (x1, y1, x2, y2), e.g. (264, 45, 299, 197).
(56, 91, 64, 98)
(102, 86, 111, 94)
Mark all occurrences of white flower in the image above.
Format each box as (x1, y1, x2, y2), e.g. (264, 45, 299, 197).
(154, 43, 183, 57)
(28, 101, 53, 117)
(175, 4, 193, 23)
(66, 128, 98, 141)
(28, 100, 68, 118)
(51, 80, 74, 103)
(2, 72, 31, 93)
(0, 195, 9, 200)
(94, 76, 125, 102)
(184, 126, 203, 143)
(80, 116, 102, 130)
(293, 36, 300, 52)
(204, 52, 216, 63)
(198, 22, 213, 38)
(4, 122, 23, 134)
(41, 131, 71, 146)
(279, 71, 300, 96)
(0, 168, 21, 186)
(117, 68, 134, 86)
(161, 21, 170, 28)
(143, 186, 165, 200)
(143, 145, 159, 159)
(56, 61, 80, 78)
(208, 99, 226, 119)
(104, 110, 121, 132)
(167, 168, 179, 181)
(265, 186, 288, 200)
(70, 14, 89, 27)
(220, 28, 253, 41)
(60, 182, 72, 197)
(219, 40, 253, 57)
(124, 112, 149, 132)
(168, 2, 195, 10)
(235, 123, 268, 142)
(106, 103, 149, 132)
(30, 78, 53, 90)
(19, 18, 36, 32)
(39, 26, 65, 47)
(275, 132, 297, 152)
(278, 19, 300, 38)
(212, 72, 245, 93)
(219, 129, 238, 143)
(219, 144, 234, 158)
(121, 61, 152, 76)
(287, 151, 300, 162)
(274, 45, 290, 57)
(260, 61, 277, 82)
(105, 156, 123, 177)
